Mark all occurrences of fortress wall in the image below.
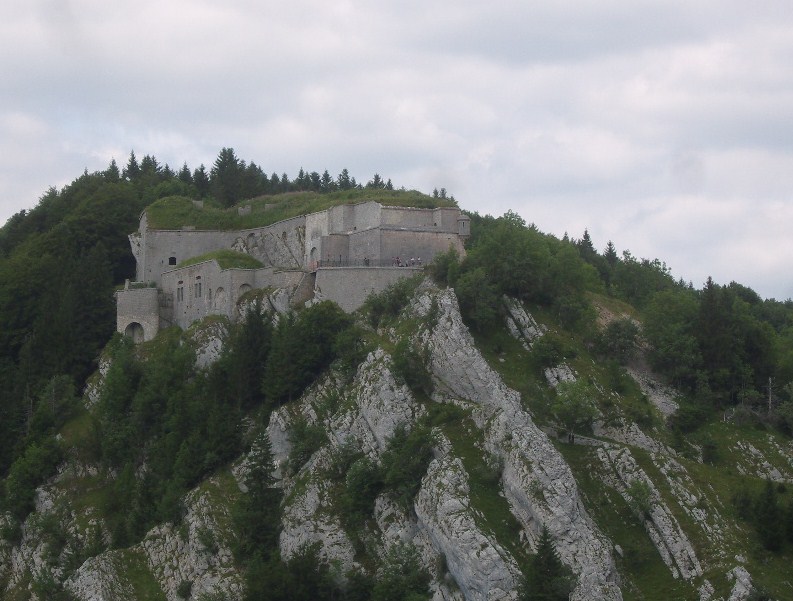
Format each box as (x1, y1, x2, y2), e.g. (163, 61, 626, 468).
(380, 230, 465, 265)
(236, 215, 306, 269)
(137, 215, 308, 286)
(253, 268, 305, 293)
(380, 205, 461, 231)
(347, 229, 381, 263)
(305, 212, 330, 265)
(322, 234, 350, 263)
(162, 261, 229, 329)
(381, 206, 435, 228)
(314, 267, 422, 312)
(116, 287, 160, 341)
(433, 207, 461, 231)
(140, 230, 238, 285)
(349, 201, 381, 231)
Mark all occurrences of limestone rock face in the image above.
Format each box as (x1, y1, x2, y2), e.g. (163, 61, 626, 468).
(726, 566, 754, 601)
(414, 451, 520, 601)
(185, 318, 228, 369)
(414, 288, 622, 601)
(66, 551, 136, 601)
(543, 364, 577, 388)
(597, 447, 703, 581)
(502, 296, 545, 349)
(271, 349, 423, 573)
(278, 447, 358, 573)
(137, 481, 243, 601)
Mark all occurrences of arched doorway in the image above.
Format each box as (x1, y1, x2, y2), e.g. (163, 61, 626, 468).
(124, 322, 145, 343)
(214, 287, 227, 310)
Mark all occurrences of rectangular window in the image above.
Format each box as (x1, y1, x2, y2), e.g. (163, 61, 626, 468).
(195, 283, 202, 298)
(177, 287, 184, 302)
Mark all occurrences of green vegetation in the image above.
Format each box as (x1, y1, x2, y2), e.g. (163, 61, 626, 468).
(177, 249, 264, 270)
(4, 151, 793, 600)
(146, 188, 455, 231)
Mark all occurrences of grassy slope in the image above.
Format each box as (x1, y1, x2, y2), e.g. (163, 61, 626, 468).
(145, 189, 457, 231)
(467, 300, 793, 600)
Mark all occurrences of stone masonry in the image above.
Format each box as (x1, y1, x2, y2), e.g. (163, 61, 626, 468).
(117, 200, 470, 341)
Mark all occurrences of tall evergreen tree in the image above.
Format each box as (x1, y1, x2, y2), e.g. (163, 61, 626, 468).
(337, 168, 351, 190)
(193, 164, 210, 198)
(123, 150, 140, 181)
(210, 147, 244, 207)
(755, 480, 782, 552)
(521, 525, 573, 601)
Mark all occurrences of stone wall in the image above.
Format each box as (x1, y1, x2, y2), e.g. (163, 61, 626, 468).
(116, 286, 160, 342)
(159, 261, 307, 330)
(314, 266, 421, 312)
(347, 229, 382, 263)
(380, 229, 464, 265)
(133, 215, 308, 286)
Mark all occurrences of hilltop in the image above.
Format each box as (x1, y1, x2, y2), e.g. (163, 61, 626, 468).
(1, 153, 793, 601)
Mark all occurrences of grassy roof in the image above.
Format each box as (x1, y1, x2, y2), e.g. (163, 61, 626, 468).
(177, 249, 264, 270)
(145, 189, 457, 230)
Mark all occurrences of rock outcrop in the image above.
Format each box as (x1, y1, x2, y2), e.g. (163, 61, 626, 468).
(414, 287, 622, 601)
(597, 447, 703, 581)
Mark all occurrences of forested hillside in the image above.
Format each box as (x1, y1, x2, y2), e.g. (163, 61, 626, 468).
(2, 152, 793, 601)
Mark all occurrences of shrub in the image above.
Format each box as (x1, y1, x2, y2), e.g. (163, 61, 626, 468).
(371, 542, 432, 601)
(380, 424, 435, 511)
(177, 580, 193, 599)
(286, 418, 327, 475)
(626, 479, 654, 520)
(391, 338, 434, 397)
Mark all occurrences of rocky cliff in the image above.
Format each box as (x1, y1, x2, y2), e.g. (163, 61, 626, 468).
(1, 281, 791, 600)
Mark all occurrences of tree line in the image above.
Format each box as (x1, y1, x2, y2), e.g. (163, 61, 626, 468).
(431, 212, 793, 420)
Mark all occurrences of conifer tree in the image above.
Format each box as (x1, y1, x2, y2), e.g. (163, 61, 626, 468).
(755, 480, 782, 552)
(521, 525, 573, 601)
(123, 150, 140, 181)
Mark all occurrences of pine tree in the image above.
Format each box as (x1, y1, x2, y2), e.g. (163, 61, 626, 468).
(178, 162, 193, 185)
(521, 525, 573, 601)
(123, 150, 140, 181)
(755, 480, 782, 552)
(604, 240, 618, 266)
(337, 168, 351, 190)
(211, 148, 244, 207)
(233, 431, 281, 560)
(105, 159, 120, 182)
(193, 164, 210, 197)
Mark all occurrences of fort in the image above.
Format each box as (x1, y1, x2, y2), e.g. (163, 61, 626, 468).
(116, 199, 470, 341)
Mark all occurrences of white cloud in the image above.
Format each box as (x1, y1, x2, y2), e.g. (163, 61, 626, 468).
(1, 1, 792, 299)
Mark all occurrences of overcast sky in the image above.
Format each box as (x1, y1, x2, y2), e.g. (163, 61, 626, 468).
(2, 1, 792, 300)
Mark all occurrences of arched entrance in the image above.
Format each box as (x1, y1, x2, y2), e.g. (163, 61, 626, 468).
(124, 322, 145, 343)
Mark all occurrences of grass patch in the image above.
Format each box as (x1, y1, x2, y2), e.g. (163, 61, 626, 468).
(177, 249, 264, 270)
(557, 444, 694, 601)
(145, 190, 457, 231)
(119, 548, 167, 600)
(439, 409, 529, 567)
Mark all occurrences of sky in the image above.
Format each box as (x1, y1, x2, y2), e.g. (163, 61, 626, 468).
(2, 1, 792, 300)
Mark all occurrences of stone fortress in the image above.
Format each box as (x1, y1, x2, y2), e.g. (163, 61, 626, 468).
(117, 200, 470, 342)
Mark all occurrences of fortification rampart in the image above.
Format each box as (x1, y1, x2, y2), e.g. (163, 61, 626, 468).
(314, 266, 423, 312)
(117, 200, 470, 341)
(116, 286, 160, 342)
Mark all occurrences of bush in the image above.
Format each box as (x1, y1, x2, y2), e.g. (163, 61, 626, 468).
(626, 479, 654, 520)
(286, 418, 327, 476)
(371, 543, 432, 601)
(380, 424, 435, 511)
(531, 334, 570, 370)
(391, 337, 434, 397)
(177, 580, 193, 599)
(341, 456, 384, 520)
(596, 318, 639, 364)
(3, 437, 63, 520)
(363, 276, 421, 328)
